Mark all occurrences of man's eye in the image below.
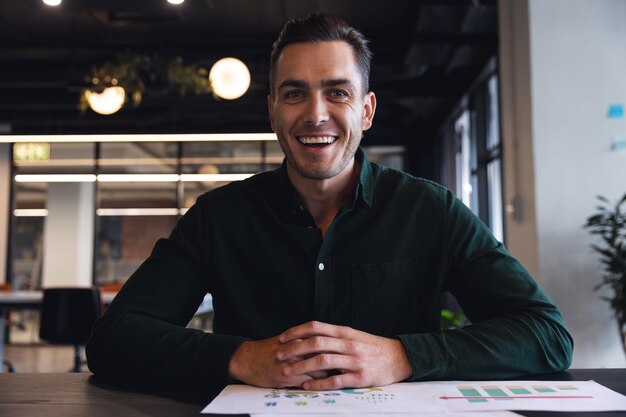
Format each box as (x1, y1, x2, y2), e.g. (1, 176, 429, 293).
(285, 90, 303, 99)
(330, 89, 348, 97)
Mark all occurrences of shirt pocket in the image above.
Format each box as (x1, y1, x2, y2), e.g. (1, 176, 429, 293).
(351, 258, 418, 337)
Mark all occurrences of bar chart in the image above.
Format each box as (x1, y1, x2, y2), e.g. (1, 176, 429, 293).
(449, 384, 590, 402)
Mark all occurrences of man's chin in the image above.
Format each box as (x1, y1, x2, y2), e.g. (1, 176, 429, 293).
(287, 160, 336, 180)
(298, 169, 337, 181)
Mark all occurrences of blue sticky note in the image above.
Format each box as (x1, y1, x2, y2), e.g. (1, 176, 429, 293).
(612, 136, 626, 151)
(608, 104, 624, 119)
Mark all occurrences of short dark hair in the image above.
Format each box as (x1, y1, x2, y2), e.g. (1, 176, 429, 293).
(269, 12, 373, 95)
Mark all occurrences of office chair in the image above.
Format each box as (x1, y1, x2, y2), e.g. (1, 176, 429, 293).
(39, 287, 102, 372)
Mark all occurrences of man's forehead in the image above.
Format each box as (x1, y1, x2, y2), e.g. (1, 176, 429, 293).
(278, 39, 351, 54)
(274, 40, 362, 84)
(276, 40, 354, 64)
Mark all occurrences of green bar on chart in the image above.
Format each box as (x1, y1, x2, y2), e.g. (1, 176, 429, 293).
(532, 386, 556, 393)
(507, 386, 531, 395)
(482, 386, 512, 400)
(457, 386, 488, 403)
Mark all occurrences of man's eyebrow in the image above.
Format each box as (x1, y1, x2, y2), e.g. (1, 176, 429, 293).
(278, 80, 308, 90)
(321, 79, 355, 89)
(277, 79, 356, 90)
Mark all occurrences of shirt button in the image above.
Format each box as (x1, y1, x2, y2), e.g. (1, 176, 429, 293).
(318, 262, 325, 271)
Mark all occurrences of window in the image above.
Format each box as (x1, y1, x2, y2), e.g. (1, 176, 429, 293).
(450, 71, 504, 242)
(11, 143, 95, 290)
(441, 65, 504, 317)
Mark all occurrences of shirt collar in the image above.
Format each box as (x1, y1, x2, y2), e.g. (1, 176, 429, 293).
(275, 146, 374, 219)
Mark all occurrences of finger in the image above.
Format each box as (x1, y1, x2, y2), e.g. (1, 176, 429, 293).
(306, 370, 329, 379)
(277, 336, 349, 361)
(301, 372, 362, 391)
(279, 321, 352, 343)
(277, 374, 314, 389)
(282, 353, 354, 377)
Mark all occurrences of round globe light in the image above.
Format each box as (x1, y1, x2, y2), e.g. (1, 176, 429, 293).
(167, 0, 185, 4)
(43, 0, 62, 5)
(209, 57, 251, 100)
(84, 86, 126, 115)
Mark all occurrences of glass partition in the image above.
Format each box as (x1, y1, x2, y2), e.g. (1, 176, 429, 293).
(11, 143, 96, 290)
(8, 139, 405, 288)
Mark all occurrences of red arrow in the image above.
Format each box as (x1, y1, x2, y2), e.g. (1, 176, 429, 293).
(440, 395, 593, 400)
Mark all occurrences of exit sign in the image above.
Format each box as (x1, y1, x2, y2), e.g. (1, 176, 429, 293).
(14, 143, 50, 161)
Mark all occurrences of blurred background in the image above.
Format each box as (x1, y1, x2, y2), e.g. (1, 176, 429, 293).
(0, 0, 624, 372)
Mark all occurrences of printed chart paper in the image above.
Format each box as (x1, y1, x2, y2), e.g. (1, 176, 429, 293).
(202, 384, 443, 414)
(252, 412, 522, 417)
(201, 380, 626, 414)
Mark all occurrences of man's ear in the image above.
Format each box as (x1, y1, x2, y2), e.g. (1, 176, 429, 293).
(267, 94, 275, 132)
(362, 91, 377, 131)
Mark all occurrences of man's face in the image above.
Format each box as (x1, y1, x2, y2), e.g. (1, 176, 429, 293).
(268, 41, 376, 181)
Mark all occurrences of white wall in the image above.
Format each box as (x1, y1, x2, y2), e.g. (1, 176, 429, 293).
(500, 0, 626, 367)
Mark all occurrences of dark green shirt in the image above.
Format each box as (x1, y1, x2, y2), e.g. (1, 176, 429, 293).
(86, 148, 573, 387)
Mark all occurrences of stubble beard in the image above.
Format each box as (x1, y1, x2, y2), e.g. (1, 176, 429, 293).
(280, 131, 362, 180)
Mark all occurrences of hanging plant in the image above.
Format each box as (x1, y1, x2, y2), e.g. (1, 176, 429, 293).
(79, 52, 213, 114)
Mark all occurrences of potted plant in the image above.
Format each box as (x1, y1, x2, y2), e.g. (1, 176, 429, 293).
(584, 193, 626, 354)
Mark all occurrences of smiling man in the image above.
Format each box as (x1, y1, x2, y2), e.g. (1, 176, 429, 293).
(87, 13, 573, 391)
(269, 39, 375, 236)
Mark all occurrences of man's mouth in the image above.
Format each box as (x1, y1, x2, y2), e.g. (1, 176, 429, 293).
(297, 136, 337, 147)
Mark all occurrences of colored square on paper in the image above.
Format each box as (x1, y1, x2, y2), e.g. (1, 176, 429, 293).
(608, 104, 624, 119)
(508, 386, 532, 395)
(532, 386, 556, 393)
(482, 386, 512, 400)
(457, 386, 487, 403)
(557, 385, 578, 390)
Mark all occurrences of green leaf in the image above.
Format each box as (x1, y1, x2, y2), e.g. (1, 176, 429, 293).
(441, 309, 454, 319)
(586, 193, 626, 327)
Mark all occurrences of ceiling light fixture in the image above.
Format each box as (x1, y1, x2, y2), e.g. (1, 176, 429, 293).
(97, 174, 180, 183)
(97, 208, 181, 216)
(167, 0, 185, 4)
(83, 86, 126, 115)
(43, 0, 62, 6)
(15, 174, 97, 183)
(180, 174, 253, 182)
(14, 209, 49, 217)
(209, 58, 251, 100)
(14, 173, 256, 183)
(0, 133, 277, 143)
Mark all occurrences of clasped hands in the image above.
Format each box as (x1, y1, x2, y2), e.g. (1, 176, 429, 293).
(228, 321, 412, 390)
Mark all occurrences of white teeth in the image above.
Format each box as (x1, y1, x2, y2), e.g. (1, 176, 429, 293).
(298, 136, 336, 144)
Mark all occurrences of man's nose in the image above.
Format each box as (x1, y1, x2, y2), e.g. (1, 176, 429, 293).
(303, 93, 329, 125)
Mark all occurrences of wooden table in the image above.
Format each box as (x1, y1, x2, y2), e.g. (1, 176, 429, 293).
(0, 369, 624, 417)
(0, 373, 213, 417)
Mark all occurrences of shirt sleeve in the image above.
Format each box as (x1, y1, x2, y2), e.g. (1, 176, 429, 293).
(397, 188, 573, 380)
(86, 196, 247, 389)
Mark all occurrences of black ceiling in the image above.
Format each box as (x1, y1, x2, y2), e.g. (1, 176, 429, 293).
(0, 0, 497, 148)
